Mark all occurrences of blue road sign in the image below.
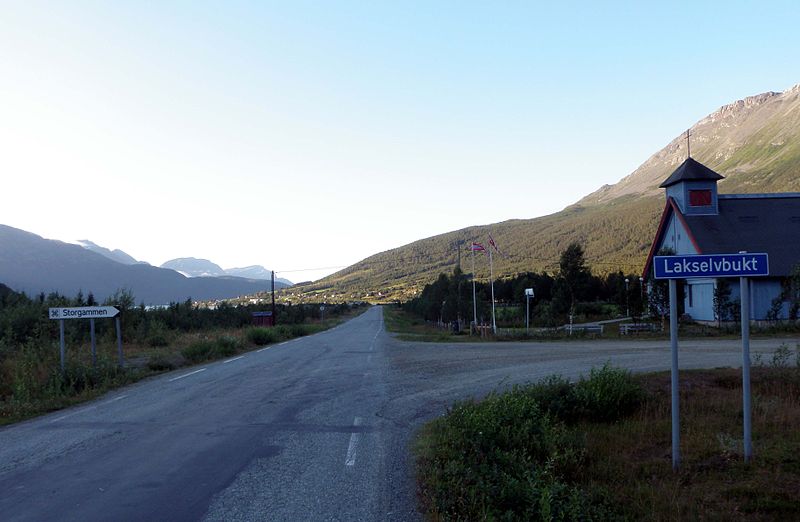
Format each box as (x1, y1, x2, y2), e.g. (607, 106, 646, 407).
(654, 253, 769, 279)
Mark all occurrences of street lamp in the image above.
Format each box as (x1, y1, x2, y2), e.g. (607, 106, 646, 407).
(625, 278, 630, 318)
(524, 288, 534, 333)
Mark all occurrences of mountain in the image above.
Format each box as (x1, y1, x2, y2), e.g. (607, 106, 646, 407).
(0, 225, 289, 304)
(161, 258, 226, 278)
(301, 83, 800, 301)
(159, 260, 293, 286)
(579, 83, 800, 205)
(74, 240, 142, 265)
(225, 265, 293, 286)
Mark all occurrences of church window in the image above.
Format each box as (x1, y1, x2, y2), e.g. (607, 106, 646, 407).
(689, 190, 712, 206)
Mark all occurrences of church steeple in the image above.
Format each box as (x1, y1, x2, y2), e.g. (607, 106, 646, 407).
(660, 157, 724, 215)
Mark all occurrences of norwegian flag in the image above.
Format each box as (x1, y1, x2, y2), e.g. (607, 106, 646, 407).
(470, 242, 485, 252)
(488, 234, 500, 253)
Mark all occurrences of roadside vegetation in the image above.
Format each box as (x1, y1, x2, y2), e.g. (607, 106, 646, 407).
(415, 353, 800, 521)
(0, 283, 367, 425)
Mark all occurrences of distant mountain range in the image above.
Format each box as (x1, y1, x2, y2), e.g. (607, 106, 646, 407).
(161, 257, 226, 278)
(159, 258, 293, 285)
(0, 225, 291, 304)
(72, 240, 144, 266)
(300, 83, 800, 301)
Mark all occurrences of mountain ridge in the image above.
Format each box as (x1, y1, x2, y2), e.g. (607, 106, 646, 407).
(0, 225, 290, 304)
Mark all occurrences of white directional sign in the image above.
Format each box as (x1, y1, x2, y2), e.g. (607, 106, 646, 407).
(49, 306, 120, 320)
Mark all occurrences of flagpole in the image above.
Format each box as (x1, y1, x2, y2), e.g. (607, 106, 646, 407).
(472, 246, 477, 330)
(489, 246, 496, 334)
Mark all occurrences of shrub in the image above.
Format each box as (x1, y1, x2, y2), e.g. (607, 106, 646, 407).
(246, 327, 276, 346)
(523, 374, 582, 422)
(147, 354, 176, 372)
(214, 335, 240, 357)
(290, 324, 310, 337)
(772, 343, 792, 368)
(273, 325, 292, 340)
(415, 368, 642, 520)
(181, 340, 216, 363)
(146, 319, 170, 347)
(416, 388, 600, 520)
(574, 362, 643, 422)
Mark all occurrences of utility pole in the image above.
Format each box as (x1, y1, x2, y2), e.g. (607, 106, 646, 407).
(271, 270, 276, 326)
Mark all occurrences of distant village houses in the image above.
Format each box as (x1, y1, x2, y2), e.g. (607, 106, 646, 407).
(643, 157, 800, 323)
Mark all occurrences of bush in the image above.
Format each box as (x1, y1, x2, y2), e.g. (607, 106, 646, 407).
(290, 324, 310, 337)
(246, 327, 276, 346)
(181, 340, 216, 363)
(215, 335, 240, 356)
(524, 374, 582, 422)
(273, 325, 292, 340)
(416, 388, 602, 520)
(181, 336, 240, 363)
(415, 366, 643, 520)
(147, 354, 176, 372)
(574, 363, 643, 422)
(146, 319, 170, 347)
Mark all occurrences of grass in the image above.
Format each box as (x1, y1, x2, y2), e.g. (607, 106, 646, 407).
(415, 359, 800, 521)
(0, 308, 367, 426)
(382, 306, 472, 342)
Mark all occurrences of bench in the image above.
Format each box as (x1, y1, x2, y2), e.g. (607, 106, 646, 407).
(619, 323, 658, 335)
(562, 324, 604, 335)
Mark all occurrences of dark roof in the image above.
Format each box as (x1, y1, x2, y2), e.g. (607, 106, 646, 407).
(659, 157, 724, 188)
(683, 195, 800, 276)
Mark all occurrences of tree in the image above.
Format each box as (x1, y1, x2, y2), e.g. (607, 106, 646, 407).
(786, 264, 800, 320)
(647, 248, 679, 329)
(553, 242, 591, 318)
(713, 279, 733, 327)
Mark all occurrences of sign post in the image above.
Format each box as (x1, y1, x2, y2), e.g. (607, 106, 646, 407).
(49, 306, 122, 371)
(668, 278, 679, 470)
(740, 275, 753, 462)
(654, 252, 768, 468)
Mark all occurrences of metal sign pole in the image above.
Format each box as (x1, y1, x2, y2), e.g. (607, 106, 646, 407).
(59, 319, 66, 374)
(116, 316, 124, 368)
(524, 288, 534, 334)
(740, 276, 753, 462)
(669, 278, 680, 470)
(90, 318, 97, 368)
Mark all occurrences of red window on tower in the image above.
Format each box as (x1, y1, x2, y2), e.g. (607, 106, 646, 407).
(689, 190, 712, 206)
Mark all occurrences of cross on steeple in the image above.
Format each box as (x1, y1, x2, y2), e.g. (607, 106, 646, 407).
(686, 129, 692, 158)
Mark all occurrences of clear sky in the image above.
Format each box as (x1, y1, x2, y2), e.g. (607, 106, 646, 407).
(2, 1, 799, 282)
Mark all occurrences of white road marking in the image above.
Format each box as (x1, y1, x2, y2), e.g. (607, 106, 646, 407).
(223, 355, 245, 364)
(49, 405, 97, 423)
(100, 394, 128, 406)
(169, 368, 207, 381)
(368, 329, 380, 352)
(48, 394, 129, 424)
(345, 416, 364, 467)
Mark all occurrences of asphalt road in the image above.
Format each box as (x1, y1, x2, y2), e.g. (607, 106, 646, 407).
(1, 306, 796, 521)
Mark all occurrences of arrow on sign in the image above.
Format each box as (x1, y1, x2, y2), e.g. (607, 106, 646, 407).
(48, 306, 121, 320)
